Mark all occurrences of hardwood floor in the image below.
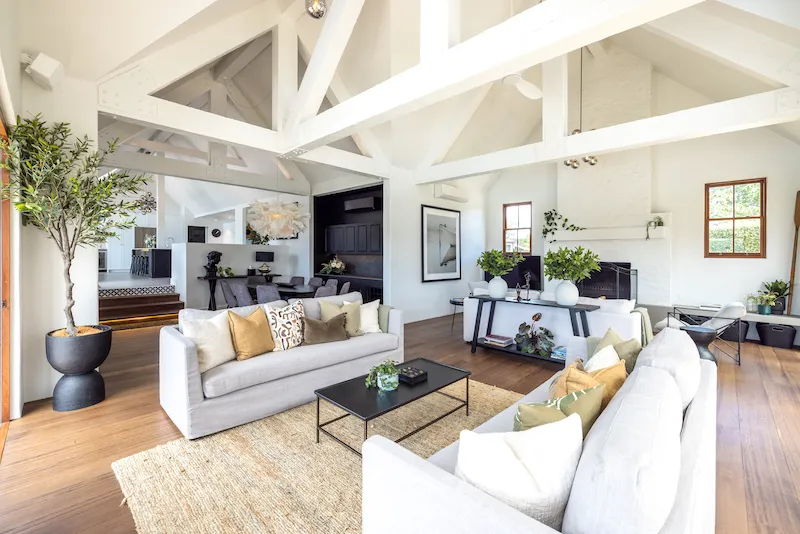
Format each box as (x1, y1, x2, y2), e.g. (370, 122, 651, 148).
(1, 315, 799, 533)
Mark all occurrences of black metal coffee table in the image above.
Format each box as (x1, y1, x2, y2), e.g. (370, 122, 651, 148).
(314, 358, 471, 457)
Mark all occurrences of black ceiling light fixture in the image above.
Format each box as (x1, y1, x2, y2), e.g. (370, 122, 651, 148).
(306, 0, 327, 19)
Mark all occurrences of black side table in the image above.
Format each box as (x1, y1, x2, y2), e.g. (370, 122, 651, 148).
(681, 325, 717, 364)
(449, 298, 464, 331)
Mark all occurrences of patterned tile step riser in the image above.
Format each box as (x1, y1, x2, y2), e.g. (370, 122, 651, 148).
(99, 286, 177, 298)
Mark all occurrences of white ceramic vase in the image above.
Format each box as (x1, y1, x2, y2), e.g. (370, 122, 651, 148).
(488, 276, 508, 298)
(555, 280, 579, 306)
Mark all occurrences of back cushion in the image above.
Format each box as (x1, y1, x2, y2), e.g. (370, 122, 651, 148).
(562, 366, 683, 534)
(635, 328, 701, 409)
(179, 301, 289, 331)
(291, 291, 363, 320)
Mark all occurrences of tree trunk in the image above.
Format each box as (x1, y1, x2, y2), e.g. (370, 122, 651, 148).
(62, 252, 77, 337)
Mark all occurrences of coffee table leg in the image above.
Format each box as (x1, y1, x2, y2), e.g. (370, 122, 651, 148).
(364, 420, 368, 441)
(466, 376, 470, 416)
(316, 397, 320, 444)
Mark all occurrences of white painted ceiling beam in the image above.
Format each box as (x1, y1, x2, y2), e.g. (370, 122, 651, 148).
(417, 87, 800, 183)
(124, 137, 247, 166)
(99, 1, 281, 97)
(717, 0, 800, 33)
(282, 0, 705, 153)
(542, 56, 569, 144)
(105, 151, 309, 195)
(208, 83, 229, 173)
(273, 16, 299, 131)
(226, 79, 270, 127)
(647, 8, 800, 87)
(284, 0, 366, 131)
(295, 147, 391, 179)
(420, 0, 461, 62)
(213, 33, 273, 82)
(586, 40, 609, 60)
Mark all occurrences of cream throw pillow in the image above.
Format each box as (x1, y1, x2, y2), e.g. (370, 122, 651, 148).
(345, 299, 382, 334)
(181, 312, 236, 373)
(266, 301, 305, 351)
(455, 414, 583, 531)
(583, 344, 620, 373)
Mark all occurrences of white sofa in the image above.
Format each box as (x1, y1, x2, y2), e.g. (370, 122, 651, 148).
(463, 290, 642, 348)
(160, 292, 404, 439)
(363, 328, 716, 534)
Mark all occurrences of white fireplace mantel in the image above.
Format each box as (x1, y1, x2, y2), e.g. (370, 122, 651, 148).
(552, 226, 669, 242)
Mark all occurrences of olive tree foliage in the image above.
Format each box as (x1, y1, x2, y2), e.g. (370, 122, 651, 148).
(0, 115, 148, 336)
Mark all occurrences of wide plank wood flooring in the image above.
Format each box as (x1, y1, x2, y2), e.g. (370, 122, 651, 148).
(0, 315, 799, 533)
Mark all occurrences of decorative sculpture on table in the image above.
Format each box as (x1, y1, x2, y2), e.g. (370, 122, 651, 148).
(205, 251, 222, 278)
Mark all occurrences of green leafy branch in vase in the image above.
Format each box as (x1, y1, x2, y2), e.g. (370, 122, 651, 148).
(476, 250, 524, 277)
(542, 210, 585, 243)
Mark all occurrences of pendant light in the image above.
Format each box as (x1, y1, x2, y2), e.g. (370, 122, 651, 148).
(306, 0, 327, 19)
(564, 48, 598, 169)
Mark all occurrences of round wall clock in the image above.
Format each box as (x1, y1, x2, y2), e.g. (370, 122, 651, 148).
(211, 228, 222, 238)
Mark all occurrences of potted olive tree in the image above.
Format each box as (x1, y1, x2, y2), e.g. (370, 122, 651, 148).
(0, 115, 147, 411)
(543, 246, 601, 306)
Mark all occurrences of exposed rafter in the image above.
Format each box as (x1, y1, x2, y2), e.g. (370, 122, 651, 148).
(295, 146, 391, 179)
(272, 16, 298, 131)
(417, 87, 800, 183)
(124, 137, 247, 167)
(717, 0, 800, 33)
(281, 0, 706, 154)
(541, 56, 569, 144)
(647, 8, 800, 87)
(213, 33, 273, 82)
(586, 40, 609, 60)
(420, 0, 461, 62)
(284, 0, 366, 131)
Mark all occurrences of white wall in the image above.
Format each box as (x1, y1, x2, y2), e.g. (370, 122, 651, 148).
(172, 242, 311, 310)
(0, 0, 20, 117)
(20, 75, 100, 403)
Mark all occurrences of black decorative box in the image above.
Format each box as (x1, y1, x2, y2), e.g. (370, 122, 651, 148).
(398, 366, 428, 385)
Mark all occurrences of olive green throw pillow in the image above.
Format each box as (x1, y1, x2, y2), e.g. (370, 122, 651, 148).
(301, 314, 348, 345)
(319, 300, 362, 337)
(514, 384, 606, 437)
(594, 328, 642, 374)
(378, 305, 393, 333)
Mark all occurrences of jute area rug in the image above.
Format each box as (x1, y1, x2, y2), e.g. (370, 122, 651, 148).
(113, 380, 521, 534)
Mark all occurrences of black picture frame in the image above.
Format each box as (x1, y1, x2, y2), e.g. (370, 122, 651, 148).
(421, 204, 461, 283)
(187, 225, 206, 243)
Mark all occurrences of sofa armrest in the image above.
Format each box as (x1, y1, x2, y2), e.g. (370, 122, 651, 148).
(159, 326, 205, 438)
(362, 436, 559, 534)
(387, 309, 404, 346)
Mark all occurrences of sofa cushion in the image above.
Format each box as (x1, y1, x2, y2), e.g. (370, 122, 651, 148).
(181, 312, 236, 373)
(266, 301, 305, 352)
(302, 314, 348, 345)
(552, 360, 627, 409)
(593, 328, 642, 374)
(228, 307, 274, 360)
(179, 301, 288, 330)
(201, 333, 399, 398)
(514, 384, 604, 438)
(290, 291, 363, 321)
(561, 366, 683, 534)
(635, 328, 700, 409)
(320, 300, 362, 337)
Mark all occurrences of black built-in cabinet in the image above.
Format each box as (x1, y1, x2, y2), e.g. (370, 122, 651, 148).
(324, 223, 382, 254)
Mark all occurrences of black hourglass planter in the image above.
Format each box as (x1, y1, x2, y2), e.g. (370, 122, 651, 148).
(46, 325, 112, 411)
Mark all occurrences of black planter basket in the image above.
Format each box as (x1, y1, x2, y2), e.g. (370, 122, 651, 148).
(46, 325, 113, 411)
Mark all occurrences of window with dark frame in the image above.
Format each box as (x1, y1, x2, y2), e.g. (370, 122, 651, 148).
(705, 177, 766, 258)
(503, 202, 532, 255)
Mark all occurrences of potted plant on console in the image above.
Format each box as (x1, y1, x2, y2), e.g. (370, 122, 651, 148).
(543, 246, 601, 306)
(762, 280, 790, 315)
(748, 292, 777, 316)
(0, 116, 147, 411)
(476, 250, 524, 298)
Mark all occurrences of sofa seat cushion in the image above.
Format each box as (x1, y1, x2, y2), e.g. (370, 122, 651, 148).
(561, 366, 683, 534)
(201, 333, 399, 398)
(634, 328, 701, 409)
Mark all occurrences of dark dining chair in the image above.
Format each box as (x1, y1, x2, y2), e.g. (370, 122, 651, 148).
(325, 279, 339, 292)
(339, 281, 351, 295)
(231, 283, 254, 307)
(314, 286, 337, 298)
(309, 277, 324, 288)
(256, 285, 281, 304)
(220, 280, 239, 309)
(247, 275, 265, 286)
(289, 276, 305, 286)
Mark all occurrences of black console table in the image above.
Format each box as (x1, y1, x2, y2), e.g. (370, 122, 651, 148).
(470, 296, 600, 364)
(198, 274, 282, 310)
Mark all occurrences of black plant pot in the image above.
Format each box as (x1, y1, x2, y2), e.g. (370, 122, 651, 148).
(46, 325, 112, 412)
(774, 296, 786, 315)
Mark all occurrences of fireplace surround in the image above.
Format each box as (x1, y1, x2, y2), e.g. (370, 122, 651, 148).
(577, 262, 638, 301)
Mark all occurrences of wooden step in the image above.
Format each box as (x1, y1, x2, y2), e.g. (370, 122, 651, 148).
(99, 293, 182, 309)
(99, 300, 185, 321)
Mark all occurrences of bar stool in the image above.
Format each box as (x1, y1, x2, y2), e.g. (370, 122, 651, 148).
(450, 297, 464, 331)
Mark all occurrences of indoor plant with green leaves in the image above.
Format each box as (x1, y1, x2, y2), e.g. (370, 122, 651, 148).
(365, 360, 400, 392)
(748, 292, 778, 316)
(0, 115, 148, 411)
(543, 246, 601, 306)
(476, 249, 524, 298)
(515, 313, 555, 357)
(762, 280, 790, 315)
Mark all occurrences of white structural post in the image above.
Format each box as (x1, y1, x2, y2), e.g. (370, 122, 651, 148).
(234, 205, 248, 244)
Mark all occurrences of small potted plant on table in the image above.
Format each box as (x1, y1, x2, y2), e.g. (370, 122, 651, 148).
(543, 246, 601, 306)
(762, 280, 790, 315)
(476, 250, 524, 298)
(0, 116, 147, 411)
(748, 292, 778, 315)
(366, 360, 400, 392)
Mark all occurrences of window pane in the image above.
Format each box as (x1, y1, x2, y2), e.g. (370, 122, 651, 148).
(505, 230, 517, 252)
(708, 186, 733, 219)
(708, 220, 733, 253)
(517, 229, 531, 253)
(734, 219, 761, 254)
(734, 182, 761, 217)
(518, 204, 532, 228)
(505, 205, 519, 229)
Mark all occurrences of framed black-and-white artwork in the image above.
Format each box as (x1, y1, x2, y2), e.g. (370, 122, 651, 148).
(421, 205, 461, 283)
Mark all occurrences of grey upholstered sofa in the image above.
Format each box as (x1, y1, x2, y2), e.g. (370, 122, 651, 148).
(362, 328, 716, 534)
(160, 292, 403, 439)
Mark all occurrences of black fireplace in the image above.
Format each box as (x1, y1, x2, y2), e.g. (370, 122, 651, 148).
(577, 262, 637, 301)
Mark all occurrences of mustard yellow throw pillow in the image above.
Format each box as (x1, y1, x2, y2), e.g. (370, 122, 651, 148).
(228, 307, 274, 360)
(552, 360, 627, 409)
(319, 300, 362, 337)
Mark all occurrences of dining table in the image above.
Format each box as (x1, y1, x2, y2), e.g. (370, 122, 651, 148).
(246, 283, 318, 299)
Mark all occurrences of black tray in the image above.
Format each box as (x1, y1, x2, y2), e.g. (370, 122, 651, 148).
(398, 366, 428, 385)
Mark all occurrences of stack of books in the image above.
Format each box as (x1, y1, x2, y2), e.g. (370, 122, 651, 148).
(482, 334, 514, 348)
(551, 346, 568, 361)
